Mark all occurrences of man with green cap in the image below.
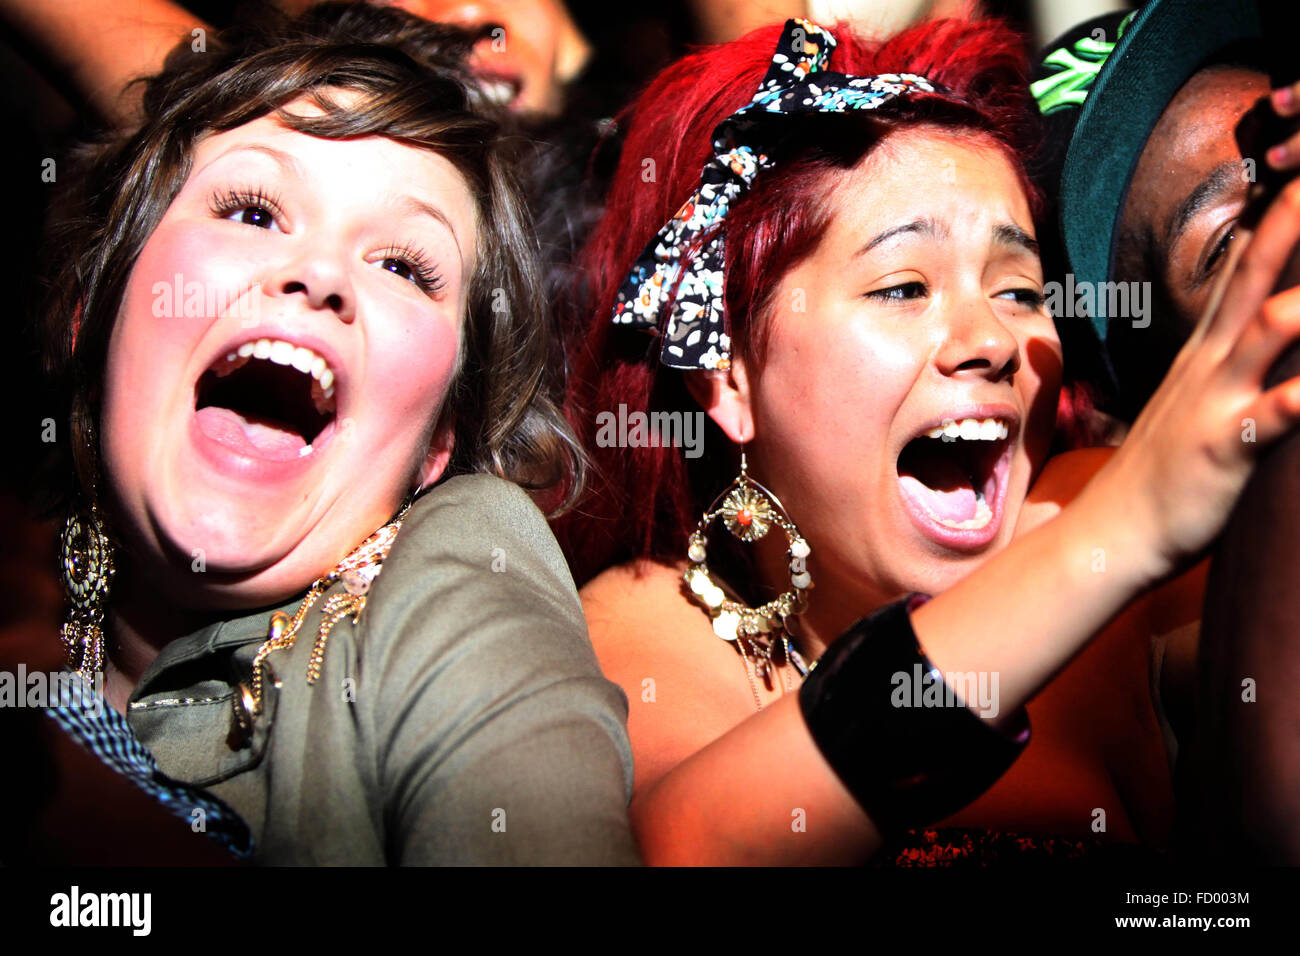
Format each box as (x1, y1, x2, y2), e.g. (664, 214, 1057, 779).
(1034, 0, 1299, 862)
(1031, 0, 1280, 419)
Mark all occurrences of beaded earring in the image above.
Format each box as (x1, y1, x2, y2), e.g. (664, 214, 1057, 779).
(683, 451, 813, 687)
(59, 498, 115, 679)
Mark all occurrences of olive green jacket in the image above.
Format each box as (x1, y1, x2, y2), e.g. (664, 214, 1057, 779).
(125, 475, 640, 865)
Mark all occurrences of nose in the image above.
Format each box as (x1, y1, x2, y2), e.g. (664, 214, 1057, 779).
(934, 298, 1021, 382)
(269, 244, 355, 324)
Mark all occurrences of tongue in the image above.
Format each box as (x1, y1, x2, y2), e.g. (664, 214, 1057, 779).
(196, 406, 307, 462)
(898, 453, 977, 523)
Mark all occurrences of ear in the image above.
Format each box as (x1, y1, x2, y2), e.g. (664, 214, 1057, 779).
(681, 354, 755, 445)
(416, 413, 456, 492)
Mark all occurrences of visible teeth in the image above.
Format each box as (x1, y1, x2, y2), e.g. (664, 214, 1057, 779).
(926, 417, 1011, 442)
(482, 80, 514, 105)
(269, 340, 294, 366)
(217, 338, 337, 411)
(299, 444, 313, 457)
(214, 350, 249, 377)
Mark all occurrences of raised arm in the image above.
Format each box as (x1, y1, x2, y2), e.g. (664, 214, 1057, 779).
(0, 0, 202, 123)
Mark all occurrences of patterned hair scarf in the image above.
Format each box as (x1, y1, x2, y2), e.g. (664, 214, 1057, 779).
(612, 18, 944, 370)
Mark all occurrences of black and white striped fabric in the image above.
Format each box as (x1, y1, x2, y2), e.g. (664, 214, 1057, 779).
(45, 680, 254, 860)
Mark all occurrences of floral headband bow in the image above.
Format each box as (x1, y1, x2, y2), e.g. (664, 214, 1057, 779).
(612, 18, 944, 370)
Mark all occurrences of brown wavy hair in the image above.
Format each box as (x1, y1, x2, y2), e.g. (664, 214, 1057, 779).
(40, 1, 582, 516)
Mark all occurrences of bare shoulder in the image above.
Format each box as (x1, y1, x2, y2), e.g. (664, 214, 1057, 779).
(581, 559, 764, 796)
(581, 558, 684, 628)
(1017, 446, 1116, 534)
(580, 558, 736, 702)
(581, 560, 699, 665)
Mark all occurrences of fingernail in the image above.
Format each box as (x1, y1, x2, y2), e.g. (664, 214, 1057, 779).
(1268, 144, 1288, 167)
(1275, 86, 1294, 111)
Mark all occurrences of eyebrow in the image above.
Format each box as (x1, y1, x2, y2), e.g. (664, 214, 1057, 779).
(1164, 161, 1242, 251)
(856, 218, 948, 254)
(992, 223, 1039, 257)
(855, 219, 1038, 256)
(395, 194, 464, 261)
(195, 143, 304, 179)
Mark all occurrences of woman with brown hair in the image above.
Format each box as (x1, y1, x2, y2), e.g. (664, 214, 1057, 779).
(32, 3, 637, 865)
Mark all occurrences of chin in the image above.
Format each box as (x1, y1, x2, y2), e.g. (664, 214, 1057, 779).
(137, 510, 323, 612)
(887, 508, 1019, 600)
(167, 503, 296, 576)
(142, 478, 316, 582)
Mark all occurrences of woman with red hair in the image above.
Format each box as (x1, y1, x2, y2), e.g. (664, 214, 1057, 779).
(561, 16, 1300, 864)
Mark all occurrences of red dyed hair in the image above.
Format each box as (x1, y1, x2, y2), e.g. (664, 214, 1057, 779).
(558, 17, 1044, 586)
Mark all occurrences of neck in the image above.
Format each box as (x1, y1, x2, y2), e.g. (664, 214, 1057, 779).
(104, 564, 219, 707)
(751, 539, 902, 663)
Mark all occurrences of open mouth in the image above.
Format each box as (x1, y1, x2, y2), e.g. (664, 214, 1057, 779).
(896, 416, 1014, 545)
(472, 69, 522, 107)
(194, 338, 337, 463)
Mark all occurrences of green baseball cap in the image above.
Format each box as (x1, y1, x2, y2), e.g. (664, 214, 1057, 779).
(1033, 0, 1264, 343)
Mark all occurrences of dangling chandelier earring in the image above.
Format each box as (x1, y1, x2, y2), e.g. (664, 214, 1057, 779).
(683, 448, 813, 692)
(59, 494, 115, 680)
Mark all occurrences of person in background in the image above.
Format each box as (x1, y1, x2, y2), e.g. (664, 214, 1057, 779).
(0, 0, 591, 122)
(1032, 0, 1300, 862)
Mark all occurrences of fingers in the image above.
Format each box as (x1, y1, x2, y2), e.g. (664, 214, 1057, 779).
(1269, 84, 1300, 171)
(1224, 284, 1300, 384)
(1267, 135, 1300, 172)
(1201, 177, 1300, 347)
(1188, 224, 1252, 346)
(1241, 373, 1300, 449)
(1275, 84, 1300, 118)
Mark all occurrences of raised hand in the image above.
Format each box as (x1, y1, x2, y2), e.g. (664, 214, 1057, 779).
(1084, 177, 1300, 583)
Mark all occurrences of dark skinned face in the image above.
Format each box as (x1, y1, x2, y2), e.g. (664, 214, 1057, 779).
(1108, 65, 1269, 416)
(1116, 65, 1270, 332)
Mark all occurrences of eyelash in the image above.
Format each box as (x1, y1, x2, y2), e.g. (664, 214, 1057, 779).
(208, 186, 446, 296)
(209, 186, 284, 225)
(1000, 288, 1045, 308)
(376, 243, 446, 295)
(866, 281, 928, 302)
(1202, 223, 1238, 278)
(864, 282, 1044, 308)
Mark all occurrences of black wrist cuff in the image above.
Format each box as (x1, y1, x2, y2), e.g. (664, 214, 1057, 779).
(799, 595, 1030, 831)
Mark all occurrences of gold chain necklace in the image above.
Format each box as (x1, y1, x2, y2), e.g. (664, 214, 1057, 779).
(735, 629, 810, 711)
(230, 500, 410, 745)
